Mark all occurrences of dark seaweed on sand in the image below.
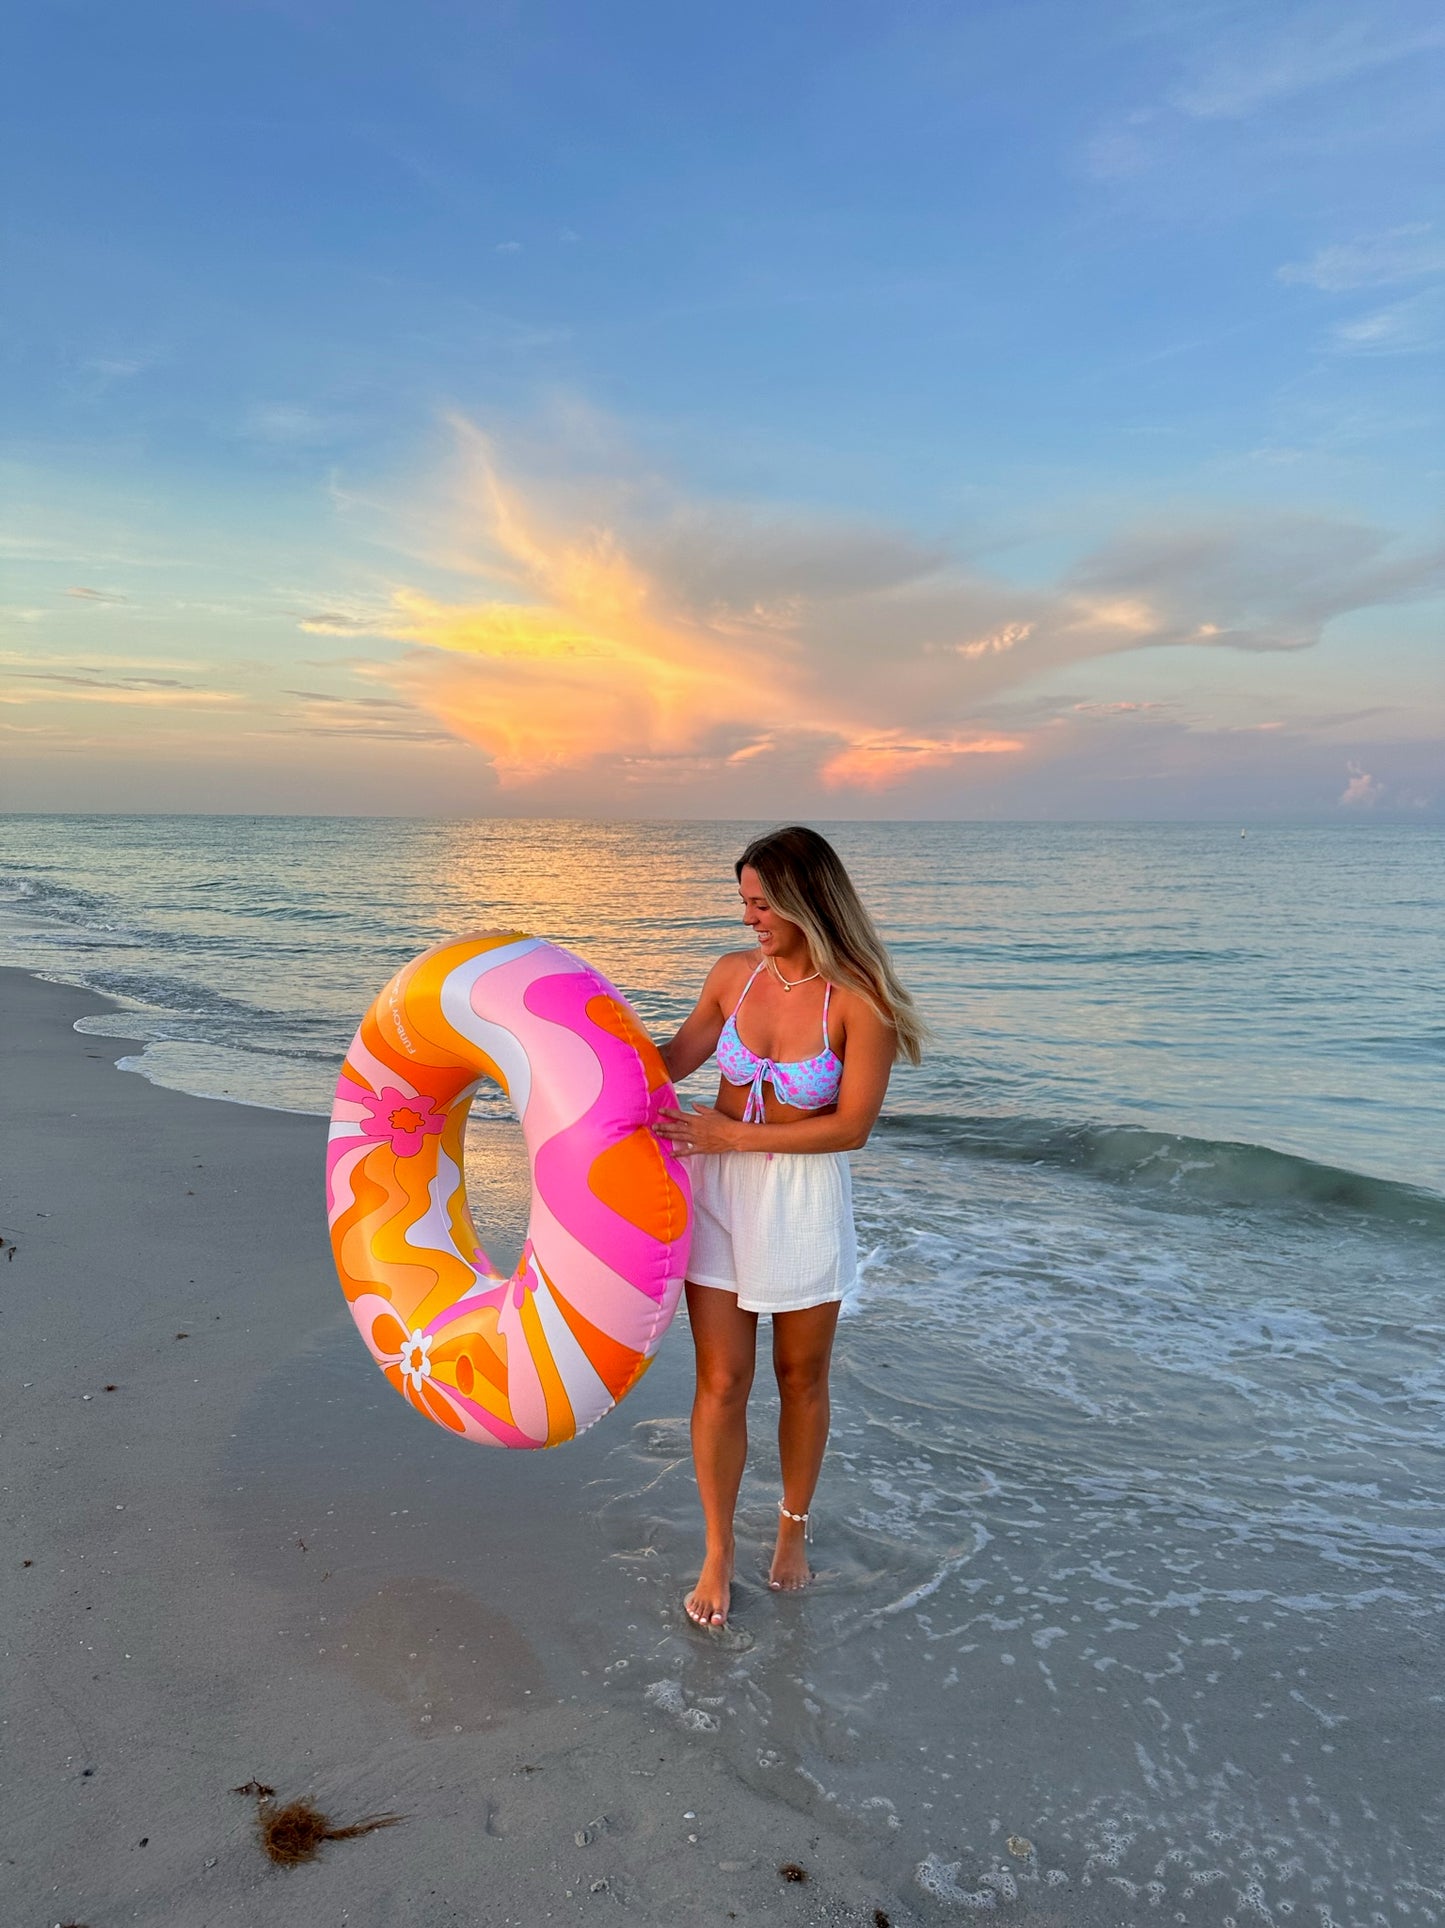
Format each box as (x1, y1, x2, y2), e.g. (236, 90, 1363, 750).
(233, 1784, 404, 1866)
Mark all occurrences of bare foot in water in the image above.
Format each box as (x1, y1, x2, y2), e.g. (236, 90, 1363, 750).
(685, 1542, 734, 1627)
(769, 1511, 811, 1591)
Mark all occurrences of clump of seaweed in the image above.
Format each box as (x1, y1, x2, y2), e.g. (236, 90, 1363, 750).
(779, 1861, 809, 1883)
(233, 1783, 404, 1866)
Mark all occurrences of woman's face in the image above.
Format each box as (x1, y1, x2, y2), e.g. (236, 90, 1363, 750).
(737, 864, 803, 955)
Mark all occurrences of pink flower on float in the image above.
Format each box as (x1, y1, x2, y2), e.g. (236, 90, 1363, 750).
(359, 1085, 446, 1157)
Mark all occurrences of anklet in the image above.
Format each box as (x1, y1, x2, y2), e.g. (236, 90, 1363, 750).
(778, 1498, 812, 1542)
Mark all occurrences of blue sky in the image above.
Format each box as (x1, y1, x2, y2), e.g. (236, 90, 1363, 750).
(3, 0, 1442, 816)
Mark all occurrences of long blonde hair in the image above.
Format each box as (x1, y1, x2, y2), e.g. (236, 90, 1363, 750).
(736, 825, 925, 1065)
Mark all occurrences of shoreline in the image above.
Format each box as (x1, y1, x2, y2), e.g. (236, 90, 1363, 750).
(17, 959, 1441, 1217)
(2, 968, 926, 1927)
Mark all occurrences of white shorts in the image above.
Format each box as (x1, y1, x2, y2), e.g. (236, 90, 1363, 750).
(686, 1149, 857, 1315)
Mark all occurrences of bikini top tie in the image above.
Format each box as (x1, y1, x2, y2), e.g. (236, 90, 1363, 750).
(715, 963, 843, 1122)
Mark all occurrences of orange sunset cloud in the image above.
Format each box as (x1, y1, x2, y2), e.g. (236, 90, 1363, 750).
(309, 426, 1444, 797)
(337, 430, 1032, 790)
(820, 733, 1027, 790)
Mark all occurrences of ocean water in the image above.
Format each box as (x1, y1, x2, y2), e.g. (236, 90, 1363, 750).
(4, 813, 1443, 1921)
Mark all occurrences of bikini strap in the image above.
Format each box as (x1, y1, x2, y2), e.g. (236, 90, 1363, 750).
(821, 979, 832, 1049)
(731, 961, 766, 1018)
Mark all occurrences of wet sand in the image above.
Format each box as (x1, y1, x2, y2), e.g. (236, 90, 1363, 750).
(1, 970, 926, 1927)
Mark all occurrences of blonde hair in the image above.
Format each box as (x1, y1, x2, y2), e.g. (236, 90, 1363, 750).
(736, 825, 925, 1065)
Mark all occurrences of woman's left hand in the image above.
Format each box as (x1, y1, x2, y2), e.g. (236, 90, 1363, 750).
(656, 1104, 742, 1156)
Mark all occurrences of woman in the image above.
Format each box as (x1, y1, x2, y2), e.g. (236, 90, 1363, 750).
(656, 825, 924, 1629)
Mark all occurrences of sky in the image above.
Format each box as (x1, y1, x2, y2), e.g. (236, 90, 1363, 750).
(2, 0, 1442, 819)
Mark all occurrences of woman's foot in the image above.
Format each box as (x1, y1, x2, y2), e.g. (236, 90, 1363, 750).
(685, 1542, 734, 1627)
(769, 1509, 812, 1591)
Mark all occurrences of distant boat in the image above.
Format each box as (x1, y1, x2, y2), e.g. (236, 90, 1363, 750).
(1240, 829, 1247, 837)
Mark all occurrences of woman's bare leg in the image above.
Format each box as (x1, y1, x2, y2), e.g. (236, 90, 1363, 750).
(769, 1300, 841, 1590)
(684, 1282, 758, 1626)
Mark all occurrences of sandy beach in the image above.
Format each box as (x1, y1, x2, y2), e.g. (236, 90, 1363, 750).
(3, 969, 935, 1928)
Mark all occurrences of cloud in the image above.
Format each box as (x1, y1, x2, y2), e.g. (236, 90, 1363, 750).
(0, 649, 210, 672)
(62, 353, 156, 402)
(324, 425, 1445, 794)
(4, 688, 239, 708)
(1340, 759, 1383, 806)
(0, 529, 190, 568)
(1081, 9, 1445, 202)
(242, 404, 335, 446)
(1278, 223, 1445, 291)
(950, 621, 1034, 661)
(276, 687, 458, 743)
(3, 669, 240, 707)
(819, 732, 1026, 791)
(82, 356, 146, 381)
(1070, 700, 1166, 715)
(637, 509, 942, 611)
(1168, 6, 1445, 120)
(283, 688, 417, 710)
(18, 671, 196, 688)
(296, 610, 390, 635)
(495, 240, 523, 254)
(1328, 289, 1445, 356)
(0, 718, 111, 746)
(1061, 513, 1445, 651)
(65, 585, 129, 603)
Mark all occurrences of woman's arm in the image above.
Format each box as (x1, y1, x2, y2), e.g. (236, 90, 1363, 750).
(657, 991, 897, 1155)
(657, 955, 737, 1083)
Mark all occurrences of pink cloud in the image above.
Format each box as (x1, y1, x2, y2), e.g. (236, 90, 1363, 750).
(1339, 760, 1383, 806)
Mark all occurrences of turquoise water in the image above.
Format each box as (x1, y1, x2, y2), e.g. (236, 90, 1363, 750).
(3, 813, 1443, 1919)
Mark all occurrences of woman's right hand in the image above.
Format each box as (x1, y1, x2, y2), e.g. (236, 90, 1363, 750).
(656, 1103, 743, 1156)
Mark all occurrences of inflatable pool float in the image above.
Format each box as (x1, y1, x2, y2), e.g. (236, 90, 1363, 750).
(326, 932, 691, 1448)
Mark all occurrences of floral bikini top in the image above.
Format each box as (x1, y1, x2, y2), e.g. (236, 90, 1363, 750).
(715, 963, 844, 1123)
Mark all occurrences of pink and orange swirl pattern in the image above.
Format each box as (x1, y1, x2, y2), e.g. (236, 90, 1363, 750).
(326, 932, 691, 1448)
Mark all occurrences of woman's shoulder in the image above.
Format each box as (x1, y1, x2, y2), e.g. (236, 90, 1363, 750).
(700, 949, 756, 1002)
(712, 948, 758, 984)
(826, 977, 894, 1037)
